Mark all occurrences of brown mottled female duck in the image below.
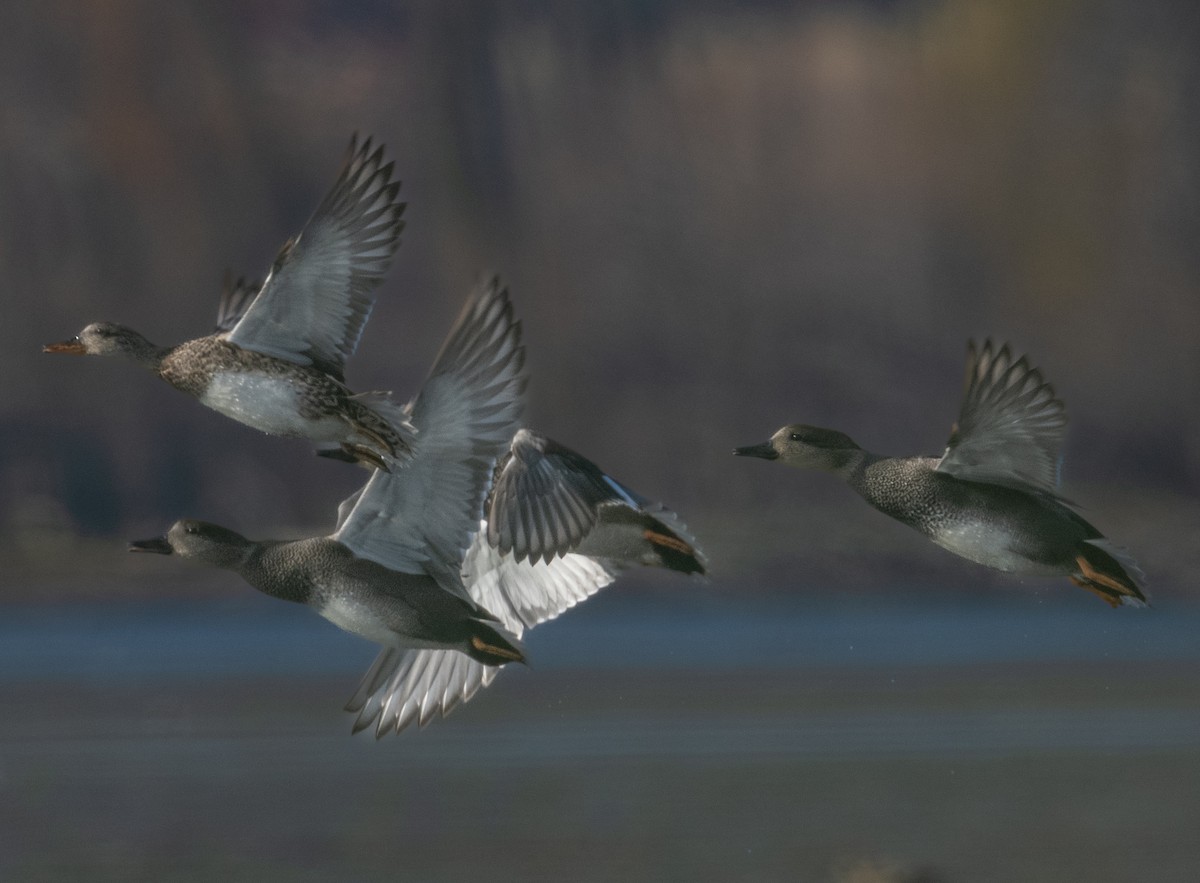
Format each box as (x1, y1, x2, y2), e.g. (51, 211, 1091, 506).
(46, 135, 411, 470)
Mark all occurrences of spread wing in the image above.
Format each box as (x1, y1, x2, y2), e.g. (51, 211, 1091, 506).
(345, 525, 620, 736)
(340, 423, 708, 736)
(486, 429, 638, 564)
(936, 339, 1067, 493)
(331, 277, 525, 587)
(345, 646, 498, 734)
(223, 135, 405, 380)
(463, 526, 621, 633)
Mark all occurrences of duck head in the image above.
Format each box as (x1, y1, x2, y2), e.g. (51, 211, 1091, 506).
(735, 424, 863, 473)
(44, 322, 160, 363)
(130, 519, 254, 569)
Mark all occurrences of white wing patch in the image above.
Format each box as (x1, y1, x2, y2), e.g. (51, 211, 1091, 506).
(346, 523, 620, 736)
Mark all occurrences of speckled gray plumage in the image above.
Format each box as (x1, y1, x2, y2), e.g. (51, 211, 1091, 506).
(735, 339, 1147, 607)
(847, 454, 1102, 575)
(142, 523, 523, 665)
(237, 536, 506, 650)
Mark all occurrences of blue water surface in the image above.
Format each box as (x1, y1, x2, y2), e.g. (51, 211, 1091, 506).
(0, 590, 1194, 681)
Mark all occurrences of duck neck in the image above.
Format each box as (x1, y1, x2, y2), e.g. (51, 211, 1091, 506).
(202, 537, 258, 575)
(124, 333, 171, 370)
(239, 539, 322, 606)
(826, 446, 875, 483)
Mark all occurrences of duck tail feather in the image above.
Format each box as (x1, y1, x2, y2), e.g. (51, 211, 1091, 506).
(1076, 539, 1149, 608)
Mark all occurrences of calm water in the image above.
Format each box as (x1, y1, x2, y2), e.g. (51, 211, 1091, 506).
(2, 590, 1199, 881)
(3, 590, 1197, 678)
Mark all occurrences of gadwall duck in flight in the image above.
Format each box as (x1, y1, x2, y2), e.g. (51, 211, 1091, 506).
(344, 426, 707, 736)
(132, 277, 707, 735)
(735, 340, 1146, 607)
(47, 134, 412, 470)
(131, 276, 529, 703)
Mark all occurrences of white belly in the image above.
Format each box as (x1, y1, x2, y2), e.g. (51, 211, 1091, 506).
(201, 372, 342, 439)
(317, 595, 461, 652)
(318, 595, 400, 646)
(930, 521, 1058, 575)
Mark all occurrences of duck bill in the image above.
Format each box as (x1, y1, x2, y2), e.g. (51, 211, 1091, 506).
(128, 536, 173, 555)
(43, 337, 86, 355)
(733, 442, 778, 460)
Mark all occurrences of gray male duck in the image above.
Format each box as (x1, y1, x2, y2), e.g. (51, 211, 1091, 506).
(345, 426, 707, 736)
(132, 277, 530, 701)
(46, 135, 412, 470)
(735, 340, 1146, 607)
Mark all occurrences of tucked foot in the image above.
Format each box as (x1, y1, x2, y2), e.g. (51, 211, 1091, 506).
(1072, 553, 1147, 608)
(471, 635, 524, 661)
(354, 421, 398, 458)
(466, 623, 527, 667)
(1070, 574, 1122, 608)
(642, 528, 705, 575)
(341, 443, 391, 472)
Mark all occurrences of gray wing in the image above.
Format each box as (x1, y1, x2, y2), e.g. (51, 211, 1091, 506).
(463, 525, 621, 632)
(345, 524, 620, 736)
(224, 135, 405, 380)
(345, 645, 498, 735)
(935, 339, 1067, 493)
(331, 277, 525, 584)
(214, 271, 263, 332)
(486, 429, 638, 564)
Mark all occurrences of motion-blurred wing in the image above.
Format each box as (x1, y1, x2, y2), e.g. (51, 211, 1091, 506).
(936, 339, 1067, 493)
(224, 135, 405, 379)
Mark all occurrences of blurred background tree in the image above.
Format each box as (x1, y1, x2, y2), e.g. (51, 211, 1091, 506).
(2, 0, 1196, 596)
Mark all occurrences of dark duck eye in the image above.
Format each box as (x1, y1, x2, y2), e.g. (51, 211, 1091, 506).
(789, 432, 802, 442)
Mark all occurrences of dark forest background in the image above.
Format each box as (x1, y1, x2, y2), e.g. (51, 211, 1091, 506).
(3, 0, 1198, 598)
